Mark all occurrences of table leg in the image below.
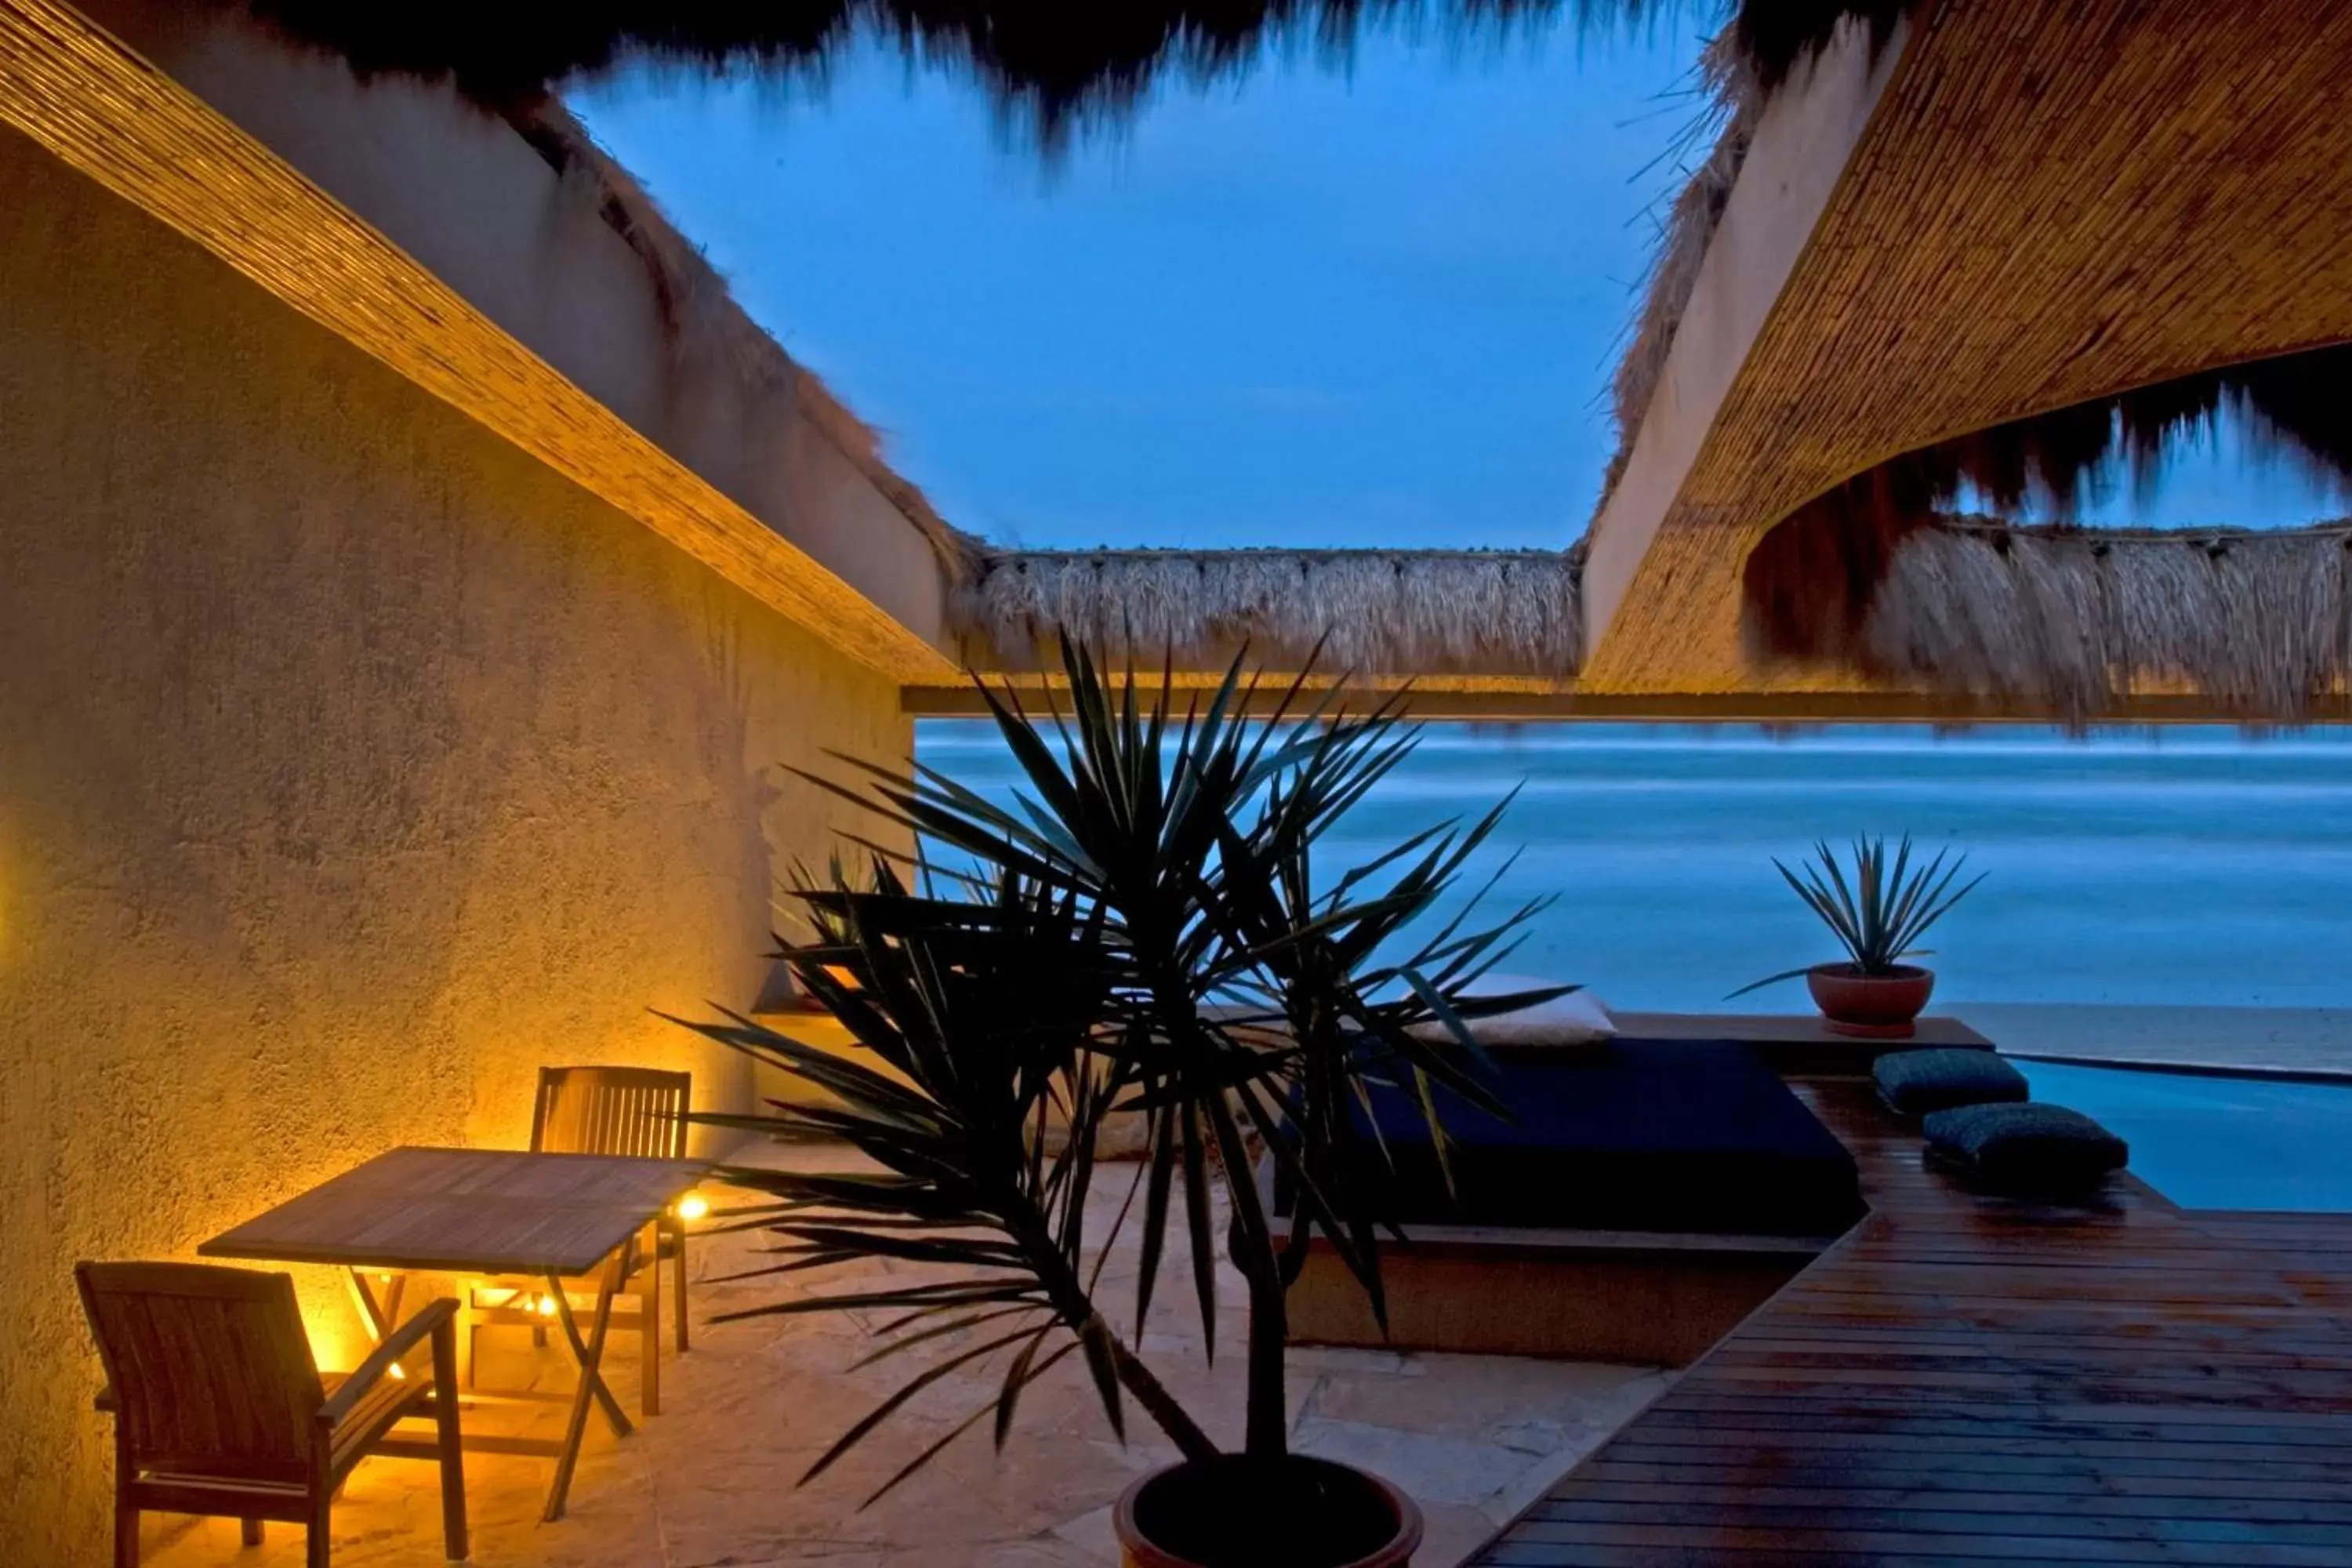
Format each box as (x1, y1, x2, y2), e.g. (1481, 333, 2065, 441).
(542, 1253, 627, 1524)
(637, 1225, 660, 1417)
(544, 1266, 633, 1439)
(347, 1269, 390, 1338)
(347, 1269, 430, 1383)
(347, 1269, 408, 1341)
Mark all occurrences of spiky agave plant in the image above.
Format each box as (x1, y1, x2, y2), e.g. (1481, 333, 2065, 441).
(1730, 832, 1985, 996)
(696, 634, 1563, 1479)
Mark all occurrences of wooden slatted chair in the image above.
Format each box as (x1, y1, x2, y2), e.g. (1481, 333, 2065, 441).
(78, 1261, 466, 1567)
(470, 1066, 693, 1413)
(536, 1065, 695, 1359)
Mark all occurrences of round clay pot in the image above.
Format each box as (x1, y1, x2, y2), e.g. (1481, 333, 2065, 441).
(1807, 962, 1934, 1038)
(1114, 1454, 1422, 1568)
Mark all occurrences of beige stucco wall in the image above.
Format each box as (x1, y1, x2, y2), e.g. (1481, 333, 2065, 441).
(0, 124, 909, 1562)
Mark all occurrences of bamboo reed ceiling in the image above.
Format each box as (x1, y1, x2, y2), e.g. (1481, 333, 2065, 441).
(1586, 0, 2352, 695)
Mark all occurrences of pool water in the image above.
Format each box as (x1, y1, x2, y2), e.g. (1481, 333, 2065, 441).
(2012, 1061, 2352, 1212)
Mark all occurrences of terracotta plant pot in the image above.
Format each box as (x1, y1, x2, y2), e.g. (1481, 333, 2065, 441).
(1807, 962, 1934, 1039)
(1114, 1454, 1422, 1568)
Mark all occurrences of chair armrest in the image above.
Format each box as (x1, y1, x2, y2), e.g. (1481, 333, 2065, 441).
(321, 1298, 459, 1426)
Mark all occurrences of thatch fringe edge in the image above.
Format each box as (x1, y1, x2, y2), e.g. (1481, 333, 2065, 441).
(1598, 30, 1756, 513)
(1864, 520, 2352, 720)
(953, 549, 1583, 677)
(511, 103, 982, 577)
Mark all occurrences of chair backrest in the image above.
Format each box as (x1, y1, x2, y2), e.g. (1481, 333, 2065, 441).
(76, 1261, 325, 1485)
(531, 1065, 691, 1160)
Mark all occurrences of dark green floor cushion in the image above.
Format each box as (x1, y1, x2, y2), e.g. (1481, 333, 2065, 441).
(1923, 1102, 2129, 1192)
(1874, 1047, 2029, 1116)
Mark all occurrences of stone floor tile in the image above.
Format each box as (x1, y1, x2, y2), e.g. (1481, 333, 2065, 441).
(1048, 1504, 1121, 1559)
(1290, 1418, 1542, 1510)
(136, 1141, 1671, 1568)
(1417, 1501, 1506, 1568)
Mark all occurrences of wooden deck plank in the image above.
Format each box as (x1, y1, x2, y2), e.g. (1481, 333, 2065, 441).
(1563, 1468, 2352, 1504)
(1564, 1496, 2350, 1519)
(1471, 1077, 2352, 1565)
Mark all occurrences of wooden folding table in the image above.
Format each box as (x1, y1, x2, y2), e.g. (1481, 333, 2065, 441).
(200, 1145, 706, 1520)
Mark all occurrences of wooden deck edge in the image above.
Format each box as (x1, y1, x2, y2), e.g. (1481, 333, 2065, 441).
(1461, 1070, 2352, 1566)
(2001, 1049, 2352, 1087)
(1454, 1073, 2198, 1562)
(1453, 1118, 1887, 1564)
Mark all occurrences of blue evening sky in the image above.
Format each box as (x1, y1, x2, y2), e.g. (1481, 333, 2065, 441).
(573, 22, 2339, 551)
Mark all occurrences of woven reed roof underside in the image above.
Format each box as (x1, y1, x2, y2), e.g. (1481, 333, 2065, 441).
(953, 549, 1581, 684)
(1586, 0, 2352, 701)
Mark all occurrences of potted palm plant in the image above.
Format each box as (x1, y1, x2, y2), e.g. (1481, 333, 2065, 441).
(670, 637, 1559, 1567)
(1730, 834, 1984, 1038)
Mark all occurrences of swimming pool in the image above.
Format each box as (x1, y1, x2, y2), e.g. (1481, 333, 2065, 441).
(2013, 1061, 2352, 1212)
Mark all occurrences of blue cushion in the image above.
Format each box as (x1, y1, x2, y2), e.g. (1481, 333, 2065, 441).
(1308, 1040, 1865, 1239)
(1874, 1047, 2029, 1116)
(1923, 1102, 2129, 1193)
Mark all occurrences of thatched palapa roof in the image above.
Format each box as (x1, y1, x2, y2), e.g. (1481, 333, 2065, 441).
(954, 548, 1581, 679)
(1764, 343, 2352, 538)
(1598, 29, 1751, 510)
(1860, 521, 2352, 723)
(201, 0, 2352, 722)
(235, 2, 1898, 145)
(1739, 339, 2352, 684)
(518, 0, 2352, 720)
(1581, 0, 2352, 712)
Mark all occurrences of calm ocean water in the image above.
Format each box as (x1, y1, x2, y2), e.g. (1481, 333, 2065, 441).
(918, 720, 2352, 1208)
(918, 721, 2352, 1012)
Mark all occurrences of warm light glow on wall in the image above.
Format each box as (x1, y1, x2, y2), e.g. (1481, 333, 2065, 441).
(675, 1192, 710, 1222)
(473, 1284, 561, 1317)
(298, 1290, 369, 1376)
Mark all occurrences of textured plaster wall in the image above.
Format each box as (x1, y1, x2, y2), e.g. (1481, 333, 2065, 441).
(0, 127, 910, 1561)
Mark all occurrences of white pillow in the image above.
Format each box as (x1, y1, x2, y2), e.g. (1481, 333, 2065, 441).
(1407, 980, 1615, 1047)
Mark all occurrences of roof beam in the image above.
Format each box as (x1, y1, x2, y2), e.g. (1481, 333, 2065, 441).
(1579, 13, 1906, 691)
